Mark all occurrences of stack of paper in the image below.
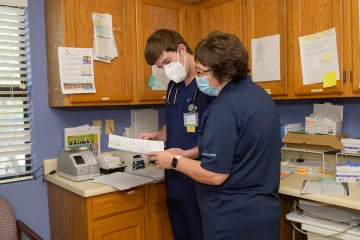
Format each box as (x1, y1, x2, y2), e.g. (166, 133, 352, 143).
(93, 172, 154, 190)
(126, 167, 164, 180)
(64, 124, 101, 156)
(92, 13, 118, 63)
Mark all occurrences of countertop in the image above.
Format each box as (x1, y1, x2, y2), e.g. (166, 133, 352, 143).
(44, 158, 360, 210)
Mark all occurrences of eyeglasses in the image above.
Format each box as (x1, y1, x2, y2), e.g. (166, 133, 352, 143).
(167, 82, 178, 107)
(196, 69, 212, 77)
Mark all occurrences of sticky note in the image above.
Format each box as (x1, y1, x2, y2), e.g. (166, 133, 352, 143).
(321, 53, 331, 62)
(323, 71, 337, 88)
(148, 76, 156, 87)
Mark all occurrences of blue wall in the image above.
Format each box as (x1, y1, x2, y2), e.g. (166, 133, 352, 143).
(0, 0, 359, 239)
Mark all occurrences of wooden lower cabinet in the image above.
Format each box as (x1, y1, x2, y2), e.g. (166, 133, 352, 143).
(48, 181, 305, 240)
(47, 181, 173, 240)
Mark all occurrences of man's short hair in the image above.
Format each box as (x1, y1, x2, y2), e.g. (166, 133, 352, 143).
(145, 29, 193, 65)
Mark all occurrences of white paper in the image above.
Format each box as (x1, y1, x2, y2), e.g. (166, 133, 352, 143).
(58, 47, 96, 94)
(92, 172, 154, 190)
(126, 167, 164, 180)
(93, 13, 113, 58)
(251, 34, 281, 82)
(151, 65, 169, 91)
(300, 180, 349, 196)
(64, 125, 101, 156)
(299, 28, 340, 85)
(92, 13, 118, 63)
(108, 134, 164, 154)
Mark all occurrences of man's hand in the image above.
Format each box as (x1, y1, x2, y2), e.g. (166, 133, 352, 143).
(138, 132, 158, 140)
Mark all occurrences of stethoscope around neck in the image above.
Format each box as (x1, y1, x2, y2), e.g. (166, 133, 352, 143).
(167, 82, 198, 113)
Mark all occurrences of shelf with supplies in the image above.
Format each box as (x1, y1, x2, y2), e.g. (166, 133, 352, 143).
(281, 147, 327, 176)
(335, 152, 360, 164)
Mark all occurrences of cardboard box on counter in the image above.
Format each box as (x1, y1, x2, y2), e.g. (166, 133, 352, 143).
(305, 103, 343, 136)
(282, 133, 348, 151)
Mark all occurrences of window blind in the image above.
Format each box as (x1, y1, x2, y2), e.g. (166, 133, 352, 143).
(0, 2, 33, 184)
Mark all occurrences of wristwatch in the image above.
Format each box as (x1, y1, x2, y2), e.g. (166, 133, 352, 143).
(171, 155, 182, 170)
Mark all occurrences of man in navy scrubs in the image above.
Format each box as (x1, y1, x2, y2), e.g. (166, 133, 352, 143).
(147, 31, 281, 239)
(139, 29, 213, 240)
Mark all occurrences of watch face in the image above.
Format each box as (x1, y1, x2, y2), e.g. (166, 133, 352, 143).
(171, 157, 178, 168)
(188, 104, 197, 113)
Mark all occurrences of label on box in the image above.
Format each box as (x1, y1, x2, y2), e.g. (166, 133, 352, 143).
(335, 165, 360, 182)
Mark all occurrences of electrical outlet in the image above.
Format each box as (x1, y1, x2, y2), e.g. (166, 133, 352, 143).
(105, 119, 114, 135)
(93, 120, 102, 135)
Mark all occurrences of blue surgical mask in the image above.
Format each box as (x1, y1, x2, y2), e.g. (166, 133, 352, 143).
(196, 76, 219, 96)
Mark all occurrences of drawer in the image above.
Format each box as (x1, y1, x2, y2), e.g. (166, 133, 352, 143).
(91, 188, 145, 220)
(154, 182, 166, 204)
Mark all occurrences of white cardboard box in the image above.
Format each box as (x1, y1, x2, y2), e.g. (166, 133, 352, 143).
(305, 103, 343, 135)
(341, 138, 360, 154)
(336, 164, 360, 182)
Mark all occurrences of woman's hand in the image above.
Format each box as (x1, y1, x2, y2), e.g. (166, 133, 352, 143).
(147, 150, 177, 169)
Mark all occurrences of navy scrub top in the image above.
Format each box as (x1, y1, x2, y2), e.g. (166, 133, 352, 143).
(196, 76, 281, 240)
(165, 78, 213, 202)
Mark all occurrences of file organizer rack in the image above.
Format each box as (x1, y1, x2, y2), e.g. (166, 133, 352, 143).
(281, 147, 327, 175)
(335, 152, 360, 164)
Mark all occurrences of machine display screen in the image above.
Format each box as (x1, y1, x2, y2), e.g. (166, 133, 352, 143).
(73, 155, 85, 165)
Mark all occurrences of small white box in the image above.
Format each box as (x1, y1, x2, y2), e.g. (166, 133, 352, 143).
(280, 123, 302, 138)
(336, 164, 360, 182)
(341, 138, 360, 154)
(305, 103, 343, 135)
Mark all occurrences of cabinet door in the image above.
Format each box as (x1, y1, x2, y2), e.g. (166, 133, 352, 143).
(199, 0, 242, 39)
(64, 0, 134, 105)
(292, 0, 345, 96)
(351, 0, 360, 93)
(93, 216, 145, 240)
(135, 0, 186, 103)
(243, 0, 288, 96)
(153, 209, 173, 240)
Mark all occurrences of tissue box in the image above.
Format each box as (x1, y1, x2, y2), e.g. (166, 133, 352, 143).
(305, 103, 343, 135)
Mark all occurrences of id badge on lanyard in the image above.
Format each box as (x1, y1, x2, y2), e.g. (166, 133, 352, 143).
(184, 112, 198, 133)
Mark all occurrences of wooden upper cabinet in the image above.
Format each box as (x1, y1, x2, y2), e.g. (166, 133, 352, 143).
(351, 0, 360, 94)
(198, 0, 242, 39)
(242, 0, 288, 96)
(135, 0, 186, 104)
(292, 0, 345, 96)
(45, 0, 135, 106)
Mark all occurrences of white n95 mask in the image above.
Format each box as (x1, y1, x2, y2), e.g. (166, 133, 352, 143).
(163, 50, 187, 83)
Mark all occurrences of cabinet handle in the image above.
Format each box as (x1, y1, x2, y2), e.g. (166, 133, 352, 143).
(350, 71, 353, 83)
(343, 71, 346, 83)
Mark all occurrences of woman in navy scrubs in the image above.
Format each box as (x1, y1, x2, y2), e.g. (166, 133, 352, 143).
(148, 30, 281, 240)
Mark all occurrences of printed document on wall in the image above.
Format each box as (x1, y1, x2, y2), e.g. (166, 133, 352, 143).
(299, 28, 339, 85)
(92, 13, 118, 63)
(251, 34, 280, 82)
(151, 65, 169, 90)
(58, 47, 96, 94)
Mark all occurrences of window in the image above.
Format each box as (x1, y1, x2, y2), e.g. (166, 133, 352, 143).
(0, 0, 33, 184)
